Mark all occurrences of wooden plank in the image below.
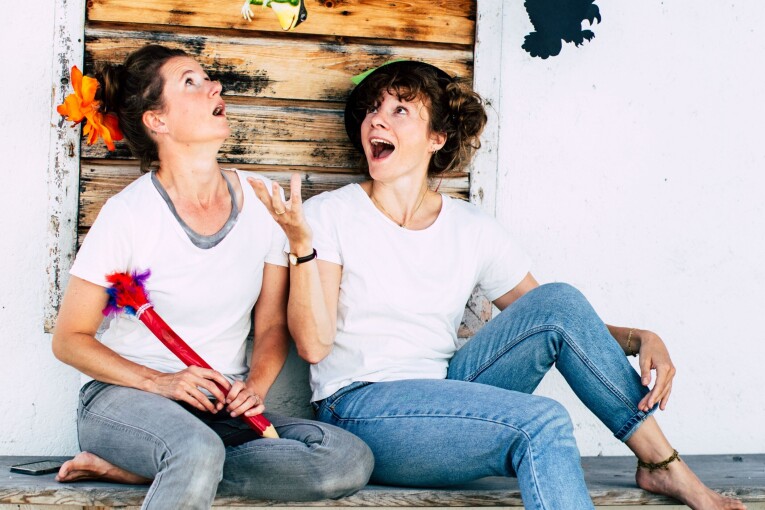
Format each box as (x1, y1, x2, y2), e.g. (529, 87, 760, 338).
(82, 102, 359, 167)
(84, 28, 473, 102)
(45, 0, 87, 333)
(1, 455, 763, 507)
(87, 0, 476, 46)
(77, 162, 469, 237)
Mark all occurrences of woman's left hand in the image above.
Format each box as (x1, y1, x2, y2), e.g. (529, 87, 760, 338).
(224, 380, 266, 418)
(635, 329, 676, 412)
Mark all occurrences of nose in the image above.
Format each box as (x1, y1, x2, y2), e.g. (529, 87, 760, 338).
(368, 109, 388, 129)
(210, 80, 223, 96)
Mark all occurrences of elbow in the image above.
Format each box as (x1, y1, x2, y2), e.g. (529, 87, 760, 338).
(51, 331, 67, 363)
(295, 338, 333, 365)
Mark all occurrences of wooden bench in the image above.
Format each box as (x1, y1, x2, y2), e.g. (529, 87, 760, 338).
(2, 454, 763, 509)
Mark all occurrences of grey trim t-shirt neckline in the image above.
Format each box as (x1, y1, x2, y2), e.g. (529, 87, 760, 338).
(151, 170, 239, 249)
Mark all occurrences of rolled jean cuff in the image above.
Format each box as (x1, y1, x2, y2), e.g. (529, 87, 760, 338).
(614, 404, 657, 441)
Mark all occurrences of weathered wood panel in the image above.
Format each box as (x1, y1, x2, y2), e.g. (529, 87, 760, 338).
(82, 103, 358, 166)
(84, 28, 473, 102)
(78, 162, 469, 239)
(88, 0, 476, 45)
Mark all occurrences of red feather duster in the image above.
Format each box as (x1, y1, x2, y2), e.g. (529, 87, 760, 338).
(104, 270, 278, 439)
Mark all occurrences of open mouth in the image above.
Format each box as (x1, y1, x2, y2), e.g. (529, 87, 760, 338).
(370, 138, 395, 159)
(212, 103, 226, 117)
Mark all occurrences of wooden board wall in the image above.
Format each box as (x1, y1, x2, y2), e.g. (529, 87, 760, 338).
(79, 0, 477, 243)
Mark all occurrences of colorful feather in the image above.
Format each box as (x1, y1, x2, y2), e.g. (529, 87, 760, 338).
(103, 269, 152, 316)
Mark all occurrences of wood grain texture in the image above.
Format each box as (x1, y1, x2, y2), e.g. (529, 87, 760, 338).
(77, 162, 469, 238)
(87, 0, 476, 45)
(84, 28, 473, 102)
(1, 455, 763, 507)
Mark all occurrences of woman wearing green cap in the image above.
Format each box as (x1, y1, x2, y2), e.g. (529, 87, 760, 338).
(251, 61, 744, 510)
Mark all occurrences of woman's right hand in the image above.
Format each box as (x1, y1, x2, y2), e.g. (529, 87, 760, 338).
(149, 365, 231, 414)
(248, 174, 312, 251)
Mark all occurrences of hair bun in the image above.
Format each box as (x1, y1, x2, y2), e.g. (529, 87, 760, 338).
(96, 62, 125, 115)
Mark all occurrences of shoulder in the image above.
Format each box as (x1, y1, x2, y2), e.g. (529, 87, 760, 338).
(95, 173, 155, 222)
(445, 196, 503, 229)
(232, 168, 273, 188)
(304, 183, 361, 216)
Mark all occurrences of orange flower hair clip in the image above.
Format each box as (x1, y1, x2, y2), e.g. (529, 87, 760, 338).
(56, 66, 123, 151)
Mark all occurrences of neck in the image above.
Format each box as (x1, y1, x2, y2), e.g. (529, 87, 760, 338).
(155, 146, 225, 205)
(367, 176, 430, 228)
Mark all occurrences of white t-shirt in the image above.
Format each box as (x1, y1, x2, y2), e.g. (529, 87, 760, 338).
(304, 184, 531, 401)
(70, 170, 287, 384)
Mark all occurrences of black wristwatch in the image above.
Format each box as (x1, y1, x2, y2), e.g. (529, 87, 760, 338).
(288, 248, 317, 266)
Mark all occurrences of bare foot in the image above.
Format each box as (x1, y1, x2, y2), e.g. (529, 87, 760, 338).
(636, 458, 746, 510)
(56, 452, 150, 484)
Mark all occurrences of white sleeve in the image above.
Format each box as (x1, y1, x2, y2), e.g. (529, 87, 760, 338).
(265, 223, 288, 267)
(476, 218, 532, 302)
(69, 197, 134, 288)
(302, 194, 342, 265)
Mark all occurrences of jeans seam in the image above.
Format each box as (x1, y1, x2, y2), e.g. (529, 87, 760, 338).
(464, 323, 640, 435)
(327, 412, 547, 509)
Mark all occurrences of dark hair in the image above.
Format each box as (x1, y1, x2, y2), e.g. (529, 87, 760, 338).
(344, 61, 488, 176)
(97, 45, 189, 172)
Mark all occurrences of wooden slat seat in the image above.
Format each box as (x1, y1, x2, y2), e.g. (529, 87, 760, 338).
(2, 454, 763, 508)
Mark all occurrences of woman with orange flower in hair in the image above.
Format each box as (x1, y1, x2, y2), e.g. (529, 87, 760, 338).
(52, 45, 372, 510)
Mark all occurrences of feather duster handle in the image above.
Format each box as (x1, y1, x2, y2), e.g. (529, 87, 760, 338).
(103, 271, 278, 438)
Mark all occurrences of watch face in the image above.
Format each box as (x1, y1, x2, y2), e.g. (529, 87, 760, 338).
(289, 253, 298, 265)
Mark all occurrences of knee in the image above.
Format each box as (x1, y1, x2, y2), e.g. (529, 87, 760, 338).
(304, 431, 374, 499)
(527, 398, 576, 444)
(165, 428, 225, 485)
(533, 282, 597, 326)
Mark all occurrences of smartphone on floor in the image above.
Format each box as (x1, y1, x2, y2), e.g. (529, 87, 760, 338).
(9, 459, 65, 475)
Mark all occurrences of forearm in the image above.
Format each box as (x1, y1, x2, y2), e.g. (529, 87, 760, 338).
(287, 241, 335, 363)
(606, 324, 642, 356)
(246, 324, 290, 399)
(52, 331, 162, 392)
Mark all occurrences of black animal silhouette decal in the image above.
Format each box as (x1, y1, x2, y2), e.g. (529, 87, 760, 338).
(522, 0, 601, 59)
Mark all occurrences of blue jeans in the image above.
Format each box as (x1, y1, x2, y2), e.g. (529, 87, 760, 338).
(315, 283, 654, 510)
(77, 380, 374, 510)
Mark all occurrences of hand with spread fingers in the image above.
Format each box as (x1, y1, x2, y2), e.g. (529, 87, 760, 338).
(224, 380, 266, 418)
(634, 329, 676, 412)
(248, 174, 312, 250)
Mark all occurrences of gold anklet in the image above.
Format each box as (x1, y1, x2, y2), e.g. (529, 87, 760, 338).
(637, 449, 680, 472)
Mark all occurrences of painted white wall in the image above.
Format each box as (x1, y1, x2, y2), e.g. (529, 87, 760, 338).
(1, 1, 762, 456)
(0, 3, 81, 454)
(499, 0, 765, 455)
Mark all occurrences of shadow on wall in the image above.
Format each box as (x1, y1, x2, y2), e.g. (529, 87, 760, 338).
(523, 0, 601, 59)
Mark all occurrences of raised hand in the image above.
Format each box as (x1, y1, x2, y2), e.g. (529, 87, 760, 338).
(248, 173, 313, 250)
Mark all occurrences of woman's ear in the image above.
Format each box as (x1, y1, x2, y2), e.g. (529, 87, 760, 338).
(430, 131, 447, 153)
(142, 110, 167, 135)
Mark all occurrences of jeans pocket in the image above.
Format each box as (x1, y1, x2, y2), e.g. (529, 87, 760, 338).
(322, 381, 372, 420)
(78, 380, 109, 411)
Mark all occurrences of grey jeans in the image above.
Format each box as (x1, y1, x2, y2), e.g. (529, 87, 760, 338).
(77, 381, 374, 509)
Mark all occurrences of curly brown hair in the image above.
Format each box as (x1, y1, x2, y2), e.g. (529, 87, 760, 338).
(97, 45, 188, 172)
(344, 61, 487, 176)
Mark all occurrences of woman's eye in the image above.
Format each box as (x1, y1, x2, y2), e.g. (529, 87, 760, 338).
(395, 106, 408, 114)
(367, 106, 378, 114)
(185, 78, 194, 85)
